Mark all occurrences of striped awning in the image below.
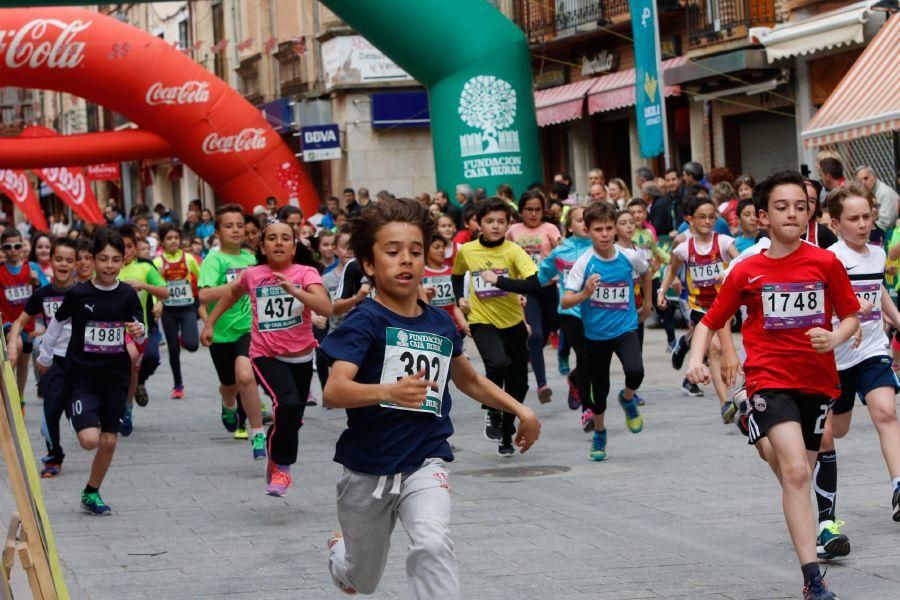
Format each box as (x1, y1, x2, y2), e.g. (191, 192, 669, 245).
(534, 78, 596, 127)
(587, 56, 689, 115)
(802, 14, 900, 148)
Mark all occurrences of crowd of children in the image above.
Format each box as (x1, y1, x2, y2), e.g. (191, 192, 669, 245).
(4, 166, 900, 599)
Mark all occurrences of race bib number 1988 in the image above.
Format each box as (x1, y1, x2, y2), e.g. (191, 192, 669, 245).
(84, 321, 125, 354)
(379, 327, 453, 416)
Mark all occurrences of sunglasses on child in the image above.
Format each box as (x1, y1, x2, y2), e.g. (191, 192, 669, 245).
(1, 243, 23, 251)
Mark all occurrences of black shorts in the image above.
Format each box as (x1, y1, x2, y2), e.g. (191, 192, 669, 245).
(834, 355, 900, 415)
(208, 333, 251, 386)
(69, 381, 129, 433)
(689, 310, 706, 327)
(746, 389, 832, 452)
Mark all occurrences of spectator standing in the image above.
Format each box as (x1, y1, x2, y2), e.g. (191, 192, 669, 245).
(343, 188, 360, 218)
(855, 166, 899, 233)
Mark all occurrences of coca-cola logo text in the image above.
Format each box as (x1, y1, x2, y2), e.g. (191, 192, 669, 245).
(41, 168, 86, 205)
(146, 81, 211, 106)
(202, 128, 267, 155)
(0, 19, 90, 69)
(0, 170, 30, 203)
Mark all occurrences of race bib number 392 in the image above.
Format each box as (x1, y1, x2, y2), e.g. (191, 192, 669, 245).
(255, 285, 303, 331)
(762, 282, 825, 330)
(379, 327, 453, 416)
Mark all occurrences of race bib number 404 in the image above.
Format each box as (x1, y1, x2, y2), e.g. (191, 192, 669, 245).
(84, 321, 125, 354)
(255, 285, 303, 331)
(379, 327, 453, 416)
(164, 279, 194, 306)
(762, 282, 825, 330)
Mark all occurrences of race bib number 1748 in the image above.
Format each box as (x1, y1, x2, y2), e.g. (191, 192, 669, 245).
(761, 282, 825, 330)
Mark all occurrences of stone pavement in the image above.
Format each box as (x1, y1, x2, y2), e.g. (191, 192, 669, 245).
(2, 327, 899, 599)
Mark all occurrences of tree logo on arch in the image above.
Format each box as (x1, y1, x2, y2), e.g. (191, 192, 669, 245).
(458, 75, 520, 158)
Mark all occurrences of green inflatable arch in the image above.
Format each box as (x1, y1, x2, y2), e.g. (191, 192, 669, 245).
(320, 0, 543, 197)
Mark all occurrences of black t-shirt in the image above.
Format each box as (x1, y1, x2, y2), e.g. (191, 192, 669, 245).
(339, 259, 368, 300)
(55, 281, 143, 384)
(24, 282, 75, 324)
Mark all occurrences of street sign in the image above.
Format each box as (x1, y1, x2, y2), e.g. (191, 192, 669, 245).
(301, 124, 341, 162)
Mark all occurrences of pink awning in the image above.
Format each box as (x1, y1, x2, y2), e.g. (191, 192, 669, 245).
(587, 56, 689, 115)
(534, 78, 596, 127)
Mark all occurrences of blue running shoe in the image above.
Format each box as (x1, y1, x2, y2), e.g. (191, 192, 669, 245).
(120, 407, 133, 437)
(81, 491, 111, 516)
(590, 429, 607, 461)
(817, 520, 850, 560)
(558, 358, 571, 376)
(617, 390, 643, 433)
(633, 393, 645, 406)
(802, 571, 838, 600)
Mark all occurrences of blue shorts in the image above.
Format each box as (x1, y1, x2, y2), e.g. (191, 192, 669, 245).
(834, 355, 900, 415)
(2, 323, 32, 354)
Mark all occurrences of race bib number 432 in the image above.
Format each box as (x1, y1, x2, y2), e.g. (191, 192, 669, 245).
(255, 285, 303, 331)
(424, 275, 454, 307)
(379, 327, 453, 416)
(762, 282, 825, 330)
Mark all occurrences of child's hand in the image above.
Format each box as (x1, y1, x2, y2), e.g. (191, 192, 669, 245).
(388, 369, 438, 409)
(686, 359, 711, 385)
(152, 301, 163, 320)
(806, 327, 838, 353)
(857, 298, 875, 318)
(125, 321, 144, 337)
(656, 290, 668, 309)
(584, 273, 600, 295)
(358, 283, 371, 299)
(851, 327, 863, 349)
(311, 313, 327, 329)
(272, 272, 299, 297)
(423, 285, 436, 301)
(123, 279, 144, 291)
(481, 269, 499, 285)
(457, 297, 470, 315)
(35, 361, 48, 377)
(514, 406, 541, 454)
(720, 350, 740, 388)
(200, 325, 214, 347)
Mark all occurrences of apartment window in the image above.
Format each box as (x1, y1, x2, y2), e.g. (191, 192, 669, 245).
(212, 1, 227, 79)
(177, 18, 190, 51)
(275, 42, 307, 96)
(237, 56, 262, 104)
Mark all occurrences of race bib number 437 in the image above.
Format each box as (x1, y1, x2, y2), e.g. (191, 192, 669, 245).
(255, 285, 303, 331)
(379, 327, 453, 416)
(762, 282, 825, 330)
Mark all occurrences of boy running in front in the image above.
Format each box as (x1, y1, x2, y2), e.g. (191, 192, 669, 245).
(687, 171, 859, 600)
(321, 197, 540, 598)
(36, 229, 145, 515)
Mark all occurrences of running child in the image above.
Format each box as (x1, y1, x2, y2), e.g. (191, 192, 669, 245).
(315, 227, 353, 401)
(316, 230, 339, 274)
(423, 236, 468, 334)
(321, 197, 540, 597)
(811, 183, 900, 562)
(452, 198, 540, 455)
(0, 229, 49, 401)
(153, 223, 201, 399)
(197, 204, 266, 456)
(75, 239, 94, 283)
(7, 238, 77, 478)
(562, 202, 651, 461)
(202, 219, 331, 496)
(435, 213, 461, 267)
(734, 199, 760, 254)
(36, 228, 146, 515)
(507, 190, 561, 403)
(537, 206, 594, 429)
(658, 195, 739, 418)
(629, 198, 674, 349)
(687, 171, 859, 600)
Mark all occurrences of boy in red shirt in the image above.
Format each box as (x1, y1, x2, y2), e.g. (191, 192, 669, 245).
(687, 171, 859, 600)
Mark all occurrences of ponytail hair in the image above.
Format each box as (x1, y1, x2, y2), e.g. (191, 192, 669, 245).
(255, 219, 323, 273)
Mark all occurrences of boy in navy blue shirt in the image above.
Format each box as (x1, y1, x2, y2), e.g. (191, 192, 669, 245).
(563, 202, 652, 461)
(321, 198, 541, 598)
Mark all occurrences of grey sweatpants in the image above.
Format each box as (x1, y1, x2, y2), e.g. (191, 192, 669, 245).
(329, 457, 460, 599)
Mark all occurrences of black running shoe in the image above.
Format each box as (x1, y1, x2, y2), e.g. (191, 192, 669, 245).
(892, 486, 900, 522)
(483, 411, 502, 441)
(802, 571, 838, 600)
(497, 436, 514, 458)
(134, 384, 149, 407)
(671, 334, 689, 370)
(681, 378, 703, 397)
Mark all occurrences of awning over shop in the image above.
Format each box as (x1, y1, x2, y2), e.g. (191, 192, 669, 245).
(749, 1, 879, 64)
(802, 14, 899, 148)
(587, 56, 688, 115)
(534, 78, 596, 127)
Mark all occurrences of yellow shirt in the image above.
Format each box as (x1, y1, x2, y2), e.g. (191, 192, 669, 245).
(452, 239, 537, 329)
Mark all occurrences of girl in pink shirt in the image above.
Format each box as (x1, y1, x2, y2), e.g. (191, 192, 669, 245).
(202, 221, 332, 497)
(506, 190, 561, 404)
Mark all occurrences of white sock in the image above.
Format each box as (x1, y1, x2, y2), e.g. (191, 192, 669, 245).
(892, 476, 900, 490)
(250, 427, 265, 439)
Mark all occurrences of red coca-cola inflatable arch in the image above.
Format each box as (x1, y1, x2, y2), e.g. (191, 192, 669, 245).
(0, 8, 318, 217)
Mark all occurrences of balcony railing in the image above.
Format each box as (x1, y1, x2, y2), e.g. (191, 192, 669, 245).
(686, 0, 775, 48)
(513, 0, 630, 44)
